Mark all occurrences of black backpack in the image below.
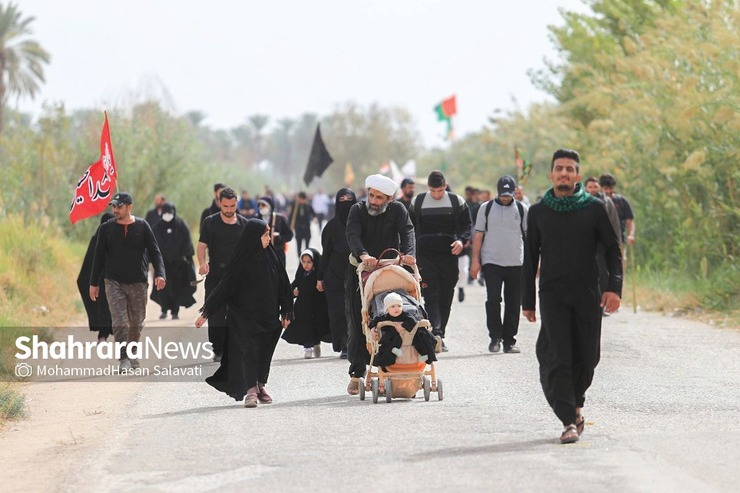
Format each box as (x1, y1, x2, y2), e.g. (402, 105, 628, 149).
(483, 200, 525, 239)
(412, 192, 461, 233)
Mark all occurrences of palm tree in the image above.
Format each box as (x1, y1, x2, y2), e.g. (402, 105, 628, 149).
(0, 2, 50, 132)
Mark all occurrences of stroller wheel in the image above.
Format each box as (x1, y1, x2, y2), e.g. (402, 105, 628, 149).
(359, 379, 366, 401)
(423, 377, 431, 401)
(385, 378, 393, 403)
(437, 378, 444, 401)
(371, 379, 379, 404)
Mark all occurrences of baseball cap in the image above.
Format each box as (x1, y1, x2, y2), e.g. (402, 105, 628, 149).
(497, 176, 516, 198)
(109, 192, 133, 206)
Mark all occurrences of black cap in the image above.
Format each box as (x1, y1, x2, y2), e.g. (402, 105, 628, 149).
(497, 176, 516, 198)
(109, 192, 133, 206)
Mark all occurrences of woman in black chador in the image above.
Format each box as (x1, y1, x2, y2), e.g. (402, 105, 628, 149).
(150, 203, 196, 319)
(316, 188, 357, 356)
(195, 219, 293, 408)
(77, 212, 114, 342)
(281, 248, 331, 358)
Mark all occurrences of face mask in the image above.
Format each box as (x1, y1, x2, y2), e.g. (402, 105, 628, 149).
(162, 213, 174, 222)
(259, 207, 270, 216)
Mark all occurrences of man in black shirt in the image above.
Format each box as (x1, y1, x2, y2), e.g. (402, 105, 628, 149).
(408, 171, 471, 351)
(200, 183, 225, 228)
(90, 192, 166, 371)
(197, 187, 249, 361)
(397, 178, 415, 210)
(344, 174, 416, 394)
(522, 149, 622, 444)
(144, 194, 166, 228)
(289, 191, 314, 257)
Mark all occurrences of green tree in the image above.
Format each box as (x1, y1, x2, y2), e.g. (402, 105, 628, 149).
(0, 2, 50, 132)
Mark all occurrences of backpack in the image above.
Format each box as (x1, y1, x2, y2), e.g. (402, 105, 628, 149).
(412, 192, 461, 233)
(484, 200, 525, 239)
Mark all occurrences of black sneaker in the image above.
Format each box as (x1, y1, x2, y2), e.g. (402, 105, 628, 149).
(441, 341, 449, 352)
(457, 288, 465, 302)
(488, 339, 501, 353)
(478, 277, 485, 286)
(159, 312, 167, 320)
(504, 345, 521, 354)
(339, 350, 348, 359)
(171, 313, 179, 320)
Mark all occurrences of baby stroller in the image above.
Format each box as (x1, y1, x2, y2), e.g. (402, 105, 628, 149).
(356, 249, 443, 403)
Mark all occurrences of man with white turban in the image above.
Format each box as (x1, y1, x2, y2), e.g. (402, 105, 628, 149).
(343, 174, 416, 395)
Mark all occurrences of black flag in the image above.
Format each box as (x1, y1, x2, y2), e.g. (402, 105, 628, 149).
(303, 124, 333, 186)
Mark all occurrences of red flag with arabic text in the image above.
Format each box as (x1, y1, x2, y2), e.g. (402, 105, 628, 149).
(70, 113, 117, 224)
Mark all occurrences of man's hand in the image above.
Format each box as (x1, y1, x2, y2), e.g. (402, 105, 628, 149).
(601, 291, 621, 314)
(89, 286, 99, 302)
(293, 288, 299, 297)
(195, 315, 206, 328)
(470, 260, 481, 280)
(155, 277, 166, 290)
(281, 316, 291, 329)
(523, 310, 537, 323)
(360, 254, 378, 268)
(400, 255, 416, 266)
(627, 235, 635, 246)
(450, 240, 464, 256)
(316, 280, 324, 292)
(199, 263, 209, 276)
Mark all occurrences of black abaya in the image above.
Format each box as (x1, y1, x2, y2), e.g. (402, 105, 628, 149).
(200, 219, 293, 401)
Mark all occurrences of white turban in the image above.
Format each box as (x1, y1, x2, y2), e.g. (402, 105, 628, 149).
(365, 174, 397, 197)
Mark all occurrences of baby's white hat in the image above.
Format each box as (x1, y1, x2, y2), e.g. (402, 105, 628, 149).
(383, 292, 403, 311)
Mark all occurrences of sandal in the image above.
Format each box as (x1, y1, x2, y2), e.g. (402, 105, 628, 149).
(347, 377, 360, 395)
(244, 392, 258, 408)
(257, 385, 273, 404)
(576, 414, 585, 436)
(560, 424, 579, 444)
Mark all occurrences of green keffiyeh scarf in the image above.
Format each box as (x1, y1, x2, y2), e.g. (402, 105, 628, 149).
(540, 183, 595, 212)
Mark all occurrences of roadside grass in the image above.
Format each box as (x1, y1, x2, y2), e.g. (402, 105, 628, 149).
(0, 384, 27, 421)
(0, 216, 84, 425)
(628, 270, 740, 329)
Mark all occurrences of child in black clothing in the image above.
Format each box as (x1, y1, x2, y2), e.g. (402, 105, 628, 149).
(281, 248, 330, 358)
(371, 292, 438, 368)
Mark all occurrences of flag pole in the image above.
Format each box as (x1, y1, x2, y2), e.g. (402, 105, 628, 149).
(630, 243, 637, 313)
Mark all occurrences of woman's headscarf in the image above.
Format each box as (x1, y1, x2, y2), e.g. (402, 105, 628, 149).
(334, 188, 357, 225)
(299, 247, 322, 274)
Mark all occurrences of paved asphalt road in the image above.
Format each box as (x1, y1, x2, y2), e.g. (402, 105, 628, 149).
(50, 240, 739, 493)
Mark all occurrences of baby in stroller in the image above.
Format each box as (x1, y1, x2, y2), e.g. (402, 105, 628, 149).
(370, 292, 438, 369)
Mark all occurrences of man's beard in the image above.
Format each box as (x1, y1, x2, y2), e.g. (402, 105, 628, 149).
(556, 184, 573, 192)
(367, 202, 389, 217)
(404, 192, 414, 199)
(222, 211, 235, 218)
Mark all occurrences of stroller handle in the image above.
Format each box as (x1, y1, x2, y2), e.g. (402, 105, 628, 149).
(377, 248, 403, 264)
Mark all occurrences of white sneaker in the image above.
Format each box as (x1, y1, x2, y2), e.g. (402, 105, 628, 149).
(119, 358, 132, 372)
(313, 344, 321, 358)
(304, 348, 314, 359)
(129, 358, 141, 369)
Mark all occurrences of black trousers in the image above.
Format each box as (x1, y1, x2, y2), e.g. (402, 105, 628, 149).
(482, 264, 522, 346)
(345, 264, 369, 378)
(418, 253, 458, 338)
(205, 275, 227, 356)
(295, 230, 311, 257)
(325, 288, 348, 353)
(228, 319, 282, 389)
(536, 287, 602, 426)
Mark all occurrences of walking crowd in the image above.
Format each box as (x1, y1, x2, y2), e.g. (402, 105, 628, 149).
(82, 148, 635, 444)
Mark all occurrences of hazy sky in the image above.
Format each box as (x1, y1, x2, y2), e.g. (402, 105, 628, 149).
(16, 0, 589, 146)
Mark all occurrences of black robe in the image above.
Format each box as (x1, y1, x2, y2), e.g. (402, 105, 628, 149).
(200, 219, 293, 400)
(523, 197, 622, 426)
(150, 204, 196, 312)
(281, 259, 331, 347)
(317, 188, 357, 352)
(76, 214, 113, 337)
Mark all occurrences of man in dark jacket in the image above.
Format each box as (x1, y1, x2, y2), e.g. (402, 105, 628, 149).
(344, 174, 416, 395)
(90, 192, 166, 371)
(522, 149, 622, 444)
